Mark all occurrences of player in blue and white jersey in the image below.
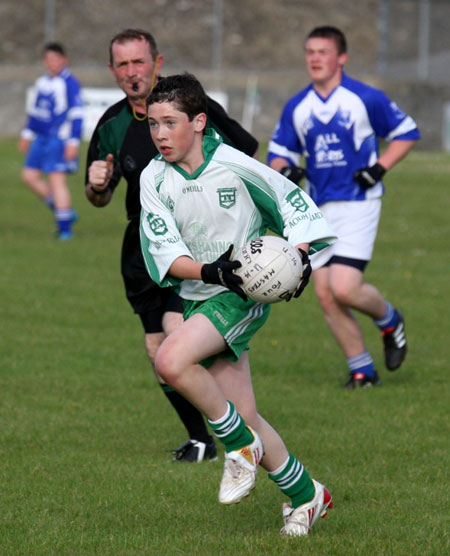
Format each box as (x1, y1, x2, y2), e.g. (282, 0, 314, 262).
(18, 42, 83, 240)
(268, 26, 420, 388)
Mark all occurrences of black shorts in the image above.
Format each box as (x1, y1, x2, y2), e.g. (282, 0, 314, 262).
(324, 255, 368, 272)
(138, 289, 184, 333)
(121, 220, 184, 333)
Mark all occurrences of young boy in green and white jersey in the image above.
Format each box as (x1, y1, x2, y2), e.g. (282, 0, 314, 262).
(139, 73, 336, 536)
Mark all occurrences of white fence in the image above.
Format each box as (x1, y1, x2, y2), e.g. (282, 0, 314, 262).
(26, 87, 229, 141)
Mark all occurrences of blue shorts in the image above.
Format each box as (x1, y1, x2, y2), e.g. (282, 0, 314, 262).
(24, 135, 79, 174)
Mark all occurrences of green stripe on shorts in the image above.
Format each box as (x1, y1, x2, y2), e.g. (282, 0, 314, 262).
(183, 291, 271, 367)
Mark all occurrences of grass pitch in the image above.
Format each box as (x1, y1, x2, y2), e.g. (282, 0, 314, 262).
(0, 139, 449, 555)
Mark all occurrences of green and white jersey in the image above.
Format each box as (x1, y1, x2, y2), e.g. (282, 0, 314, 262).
(140, 133, 336, 301)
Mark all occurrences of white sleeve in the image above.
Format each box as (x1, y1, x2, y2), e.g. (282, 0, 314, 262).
(277, 178, 337, 253)
(229, 150, 337, 253)
(139, 163, 193, 286)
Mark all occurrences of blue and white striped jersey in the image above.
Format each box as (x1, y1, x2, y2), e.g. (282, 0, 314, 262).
(21, 68, 83, 144)
(268, 72, 420, 206)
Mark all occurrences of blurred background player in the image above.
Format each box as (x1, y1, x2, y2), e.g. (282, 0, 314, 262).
(268, 26, 420, 388)
(84, 29, 259, 462)
(140, 72, 335, 535)
(18, 42, 83, 240)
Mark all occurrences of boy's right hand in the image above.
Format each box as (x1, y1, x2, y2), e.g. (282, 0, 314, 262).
(280, 165, 306, 186)
(201, 245, 247, 301)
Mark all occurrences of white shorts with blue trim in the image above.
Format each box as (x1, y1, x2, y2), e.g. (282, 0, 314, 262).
(310, 199, 382, 270)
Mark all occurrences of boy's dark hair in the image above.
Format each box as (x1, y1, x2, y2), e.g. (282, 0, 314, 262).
(109, 28, 159, 65)
(306, 26, 347, 55)
(43, 42, 66, 56)
(147, 73, 208, 122)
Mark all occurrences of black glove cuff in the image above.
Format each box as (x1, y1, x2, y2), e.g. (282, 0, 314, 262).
(280, 166, 305, 185)
(200, 264, 213, 284)
(372, 162, 387, 180)
(89, 183, 109, 195)
(298, 248, 310, 264)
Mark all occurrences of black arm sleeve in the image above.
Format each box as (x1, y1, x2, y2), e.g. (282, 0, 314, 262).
(84, 111, 123, 192)
(206, 97, 259, 157)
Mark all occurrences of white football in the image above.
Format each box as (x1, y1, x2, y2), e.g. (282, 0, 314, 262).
(233, 236, 303, 304)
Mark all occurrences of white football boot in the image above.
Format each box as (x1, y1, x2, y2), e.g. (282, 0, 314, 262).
(218, 426, 264, 504)
(280, 479, 333, 536)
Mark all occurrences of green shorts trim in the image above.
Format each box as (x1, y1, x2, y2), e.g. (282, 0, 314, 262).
(183, 291, 271, 367)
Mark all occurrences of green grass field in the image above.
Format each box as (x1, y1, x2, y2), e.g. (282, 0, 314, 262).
(0, 138, 449, 556)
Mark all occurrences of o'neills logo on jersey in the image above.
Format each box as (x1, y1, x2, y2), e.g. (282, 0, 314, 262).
(147, 213, 168, 235)
(217, 187, 237, 209)
(182, 185, 203, 194)
(286, 189, 309, 213)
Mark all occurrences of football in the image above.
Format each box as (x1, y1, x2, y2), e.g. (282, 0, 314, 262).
(233, 236, 303, 304)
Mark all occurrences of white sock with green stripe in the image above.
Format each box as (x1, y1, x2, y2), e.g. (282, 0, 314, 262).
(207, 401, 253, 452)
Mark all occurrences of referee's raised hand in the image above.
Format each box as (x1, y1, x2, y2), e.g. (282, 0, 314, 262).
(88, 153, 114, 195)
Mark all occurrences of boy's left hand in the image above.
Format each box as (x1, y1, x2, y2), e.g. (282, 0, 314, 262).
(65, 143, 79, 161)
(353, 162, 386, 189)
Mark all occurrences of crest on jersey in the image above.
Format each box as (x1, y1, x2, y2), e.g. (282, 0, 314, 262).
(165, 195, 175, 211)
(217, 187, 237, 209)
(147, 213, 168, 235)
(337, 108, 351, 128)
(390, 101, 407, 120)
(286, 189, 309, 213)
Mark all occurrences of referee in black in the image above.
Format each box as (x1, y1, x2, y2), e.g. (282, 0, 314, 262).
(85, 29, 259, 462)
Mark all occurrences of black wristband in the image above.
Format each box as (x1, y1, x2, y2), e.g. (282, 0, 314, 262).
(371, 162, 386, 180)
(200, 263, 214, 284)
(89, 183, 108, 195)
(280, 166, 305, 185)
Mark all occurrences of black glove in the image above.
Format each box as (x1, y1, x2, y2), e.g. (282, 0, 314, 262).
(200, 245, 247, 301)
(353, 162, 386, 189)
(292, 248, 312, 299)
(280, 165, 306, 186)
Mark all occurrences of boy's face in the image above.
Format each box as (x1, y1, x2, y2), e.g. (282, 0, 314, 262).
(148, 100, 206, 166)
(304, 37, 347, 86)
(43, 50, 67, 77)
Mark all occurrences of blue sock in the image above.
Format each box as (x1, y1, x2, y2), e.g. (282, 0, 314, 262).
(374, 302, 398, 330)
(347, 351, 375, 378)
(55, 208, 73, 235)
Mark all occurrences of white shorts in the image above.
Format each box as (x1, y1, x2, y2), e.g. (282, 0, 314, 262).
(311, 199, 382, 270)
